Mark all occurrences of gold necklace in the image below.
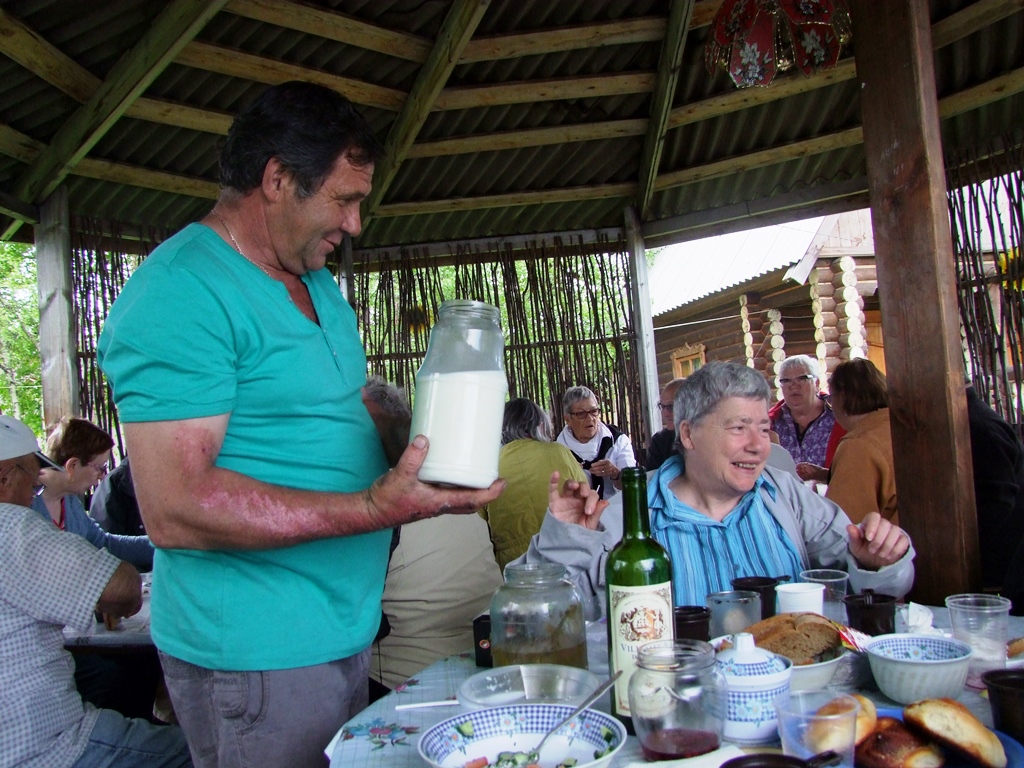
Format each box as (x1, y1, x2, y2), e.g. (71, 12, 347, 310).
(211, 209, 275, 279)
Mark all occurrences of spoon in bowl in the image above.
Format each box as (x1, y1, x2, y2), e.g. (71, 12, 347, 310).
(523, 670, 622, 764)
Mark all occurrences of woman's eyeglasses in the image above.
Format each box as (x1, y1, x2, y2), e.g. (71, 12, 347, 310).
(779, 374, 815, 386)
(570, 408, 601, 419)
(86, 460, 109, 474)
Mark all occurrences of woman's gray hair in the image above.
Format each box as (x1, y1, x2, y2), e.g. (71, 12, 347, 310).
(561, 385, 597, 415)
(779, 354, 820, 381)
(675, 361, 772, 427)
(501, 398, 553, 444)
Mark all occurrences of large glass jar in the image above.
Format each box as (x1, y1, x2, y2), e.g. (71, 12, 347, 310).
(628, 640, 727, 761)
(409, 300, 508, 488)
(489, 563, 589, 669)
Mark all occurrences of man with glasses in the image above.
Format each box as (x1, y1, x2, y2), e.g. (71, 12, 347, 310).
(556, 386, 635, 500)
(768, 355, 845, 481)
(645, 378, 686, 472)
(0, 416, 192, 767)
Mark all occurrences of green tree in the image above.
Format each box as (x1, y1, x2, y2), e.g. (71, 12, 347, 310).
(0, 242, 42, 433)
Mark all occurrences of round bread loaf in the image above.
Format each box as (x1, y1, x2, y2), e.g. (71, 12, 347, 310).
(855, 716, 945, 768)
(903, 698, 1007, 768)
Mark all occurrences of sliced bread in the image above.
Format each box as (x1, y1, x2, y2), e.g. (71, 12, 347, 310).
(903, 698, 1006, 768)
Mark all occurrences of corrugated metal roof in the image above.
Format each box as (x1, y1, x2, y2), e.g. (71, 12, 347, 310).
(0, 0, 1021, 250)
(650, 215, 826, 315)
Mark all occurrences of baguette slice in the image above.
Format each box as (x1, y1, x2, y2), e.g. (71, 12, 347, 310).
(855, 716, 945, 768)
(904, 698, 1007, 768)
(1008, 636, 1024, 659)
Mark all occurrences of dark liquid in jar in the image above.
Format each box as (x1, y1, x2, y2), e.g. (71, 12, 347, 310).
(640, 728, 720, 760)
(491, 640, 588, 669)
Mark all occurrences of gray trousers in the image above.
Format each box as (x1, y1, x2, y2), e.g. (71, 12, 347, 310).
(159, 649, 370, 768)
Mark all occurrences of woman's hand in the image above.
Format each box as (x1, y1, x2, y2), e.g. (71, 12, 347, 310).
(796, 462, 829, 483)
(547, 471, 608, 531)
(847, 512, 909, 570)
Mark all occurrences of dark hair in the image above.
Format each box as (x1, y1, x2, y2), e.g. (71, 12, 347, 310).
(219, 81, 384, 198)
(502, 398, 553, 445)
(362, 376, 411, 468)
(829, 358, 888, 415)
(45, 417, 114, 467)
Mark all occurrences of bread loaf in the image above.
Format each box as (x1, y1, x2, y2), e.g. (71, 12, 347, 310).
(1007, 636, 1024, 659)
(852, 694, 878, 747)
(855, 716, 945, 768)
(805, 696, 865, 755)
(742, 612, 841, 665)
(903, 698, 1007, 768)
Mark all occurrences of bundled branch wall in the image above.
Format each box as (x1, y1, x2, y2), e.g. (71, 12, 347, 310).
(353, 234, 648, 459)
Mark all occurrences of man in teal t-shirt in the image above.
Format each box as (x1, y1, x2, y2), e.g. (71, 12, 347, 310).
(97, 81, 505, 768)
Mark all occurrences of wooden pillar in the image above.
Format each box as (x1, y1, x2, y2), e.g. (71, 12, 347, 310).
(35, 185, 79, 426)
(625, 206, 660, 439)
(850, 0, 979, 602)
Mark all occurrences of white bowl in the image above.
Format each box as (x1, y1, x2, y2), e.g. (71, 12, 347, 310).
(417, 703, 626, 768)
(864, 633, 972, 704)
(458, 664, 600, 710)
(790, 650, 848, 692)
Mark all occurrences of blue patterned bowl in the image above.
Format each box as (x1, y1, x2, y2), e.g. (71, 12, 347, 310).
(417, 703, 626, 768)
(865, 633, 972, 704)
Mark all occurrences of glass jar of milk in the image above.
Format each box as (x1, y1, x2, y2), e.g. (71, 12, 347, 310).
(409, 300, 508, 488)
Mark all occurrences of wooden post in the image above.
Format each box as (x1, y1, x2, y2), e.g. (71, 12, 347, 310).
(850, 0, 980, 602)
(625, 206, 660, 440)
(35, 185, 79, 426)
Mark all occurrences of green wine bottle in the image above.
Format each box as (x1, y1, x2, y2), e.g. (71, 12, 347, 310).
(606, 466, 674, 733)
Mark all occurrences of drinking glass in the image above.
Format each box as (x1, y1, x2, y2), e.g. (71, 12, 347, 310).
(674, 606, 712, 641)
(731, 576, 788, 620)
(842, 590, 896, 635)
(775, 691, 860, 768)
(946, 593, 1012, 688)
(799, 569, 849, 622)
(707, 591, 761, 637)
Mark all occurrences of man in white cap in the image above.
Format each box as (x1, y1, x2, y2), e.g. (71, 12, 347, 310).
(0, 415, 192, 767)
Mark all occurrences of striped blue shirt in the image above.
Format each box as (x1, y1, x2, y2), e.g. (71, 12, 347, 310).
(649, 455, 804, 606)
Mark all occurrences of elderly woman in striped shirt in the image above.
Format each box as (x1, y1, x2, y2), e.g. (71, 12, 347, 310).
(514, 360, 915, 608)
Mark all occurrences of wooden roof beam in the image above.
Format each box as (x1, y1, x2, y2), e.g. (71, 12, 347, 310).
(3, 0, 228, 240)
(636, 0, 696, 221)
(363, 0, 491, 219)
(0, 190, 38, 225)
(0, 7, 234, 135)
(406, 119, 647, 158)
(224, 0, 723, 65)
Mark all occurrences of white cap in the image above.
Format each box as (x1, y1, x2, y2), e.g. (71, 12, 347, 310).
(0, 416, 62, 469)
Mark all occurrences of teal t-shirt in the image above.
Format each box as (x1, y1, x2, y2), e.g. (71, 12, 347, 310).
(97, 224, 391, 670)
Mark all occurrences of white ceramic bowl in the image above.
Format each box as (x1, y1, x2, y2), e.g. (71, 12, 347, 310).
(417, 704, 626, 768)
(458, 664, 601, 710)
(790, 650, 848, 692)
(864, 633, 972, 704)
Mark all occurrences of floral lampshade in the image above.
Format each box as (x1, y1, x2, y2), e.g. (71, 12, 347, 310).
(705, 0, 852, 88)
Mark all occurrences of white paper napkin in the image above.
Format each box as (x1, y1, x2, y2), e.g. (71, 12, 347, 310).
(621, 743, 746, 768)
(898, 602, 946, 636)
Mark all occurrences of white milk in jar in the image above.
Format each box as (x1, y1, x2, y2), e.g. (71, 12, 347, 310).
(410, 370, 507, 488)
(409, 300, 507, 488)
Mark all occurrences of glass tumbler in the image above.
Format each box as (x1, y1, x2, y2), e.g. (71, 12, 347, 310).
(946, 593, 1012, 688)
(707, 591, 761, 638)
(629, 640, 727, 761)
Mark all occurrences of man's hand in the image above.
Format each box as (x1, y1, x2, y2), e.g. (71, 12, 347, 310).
(547, 471, 608, 530)
(96, 561, 143, 619)
(847, 512, 909, 570)
(796, 462, 828, 483)
(366, 434, 506, 528)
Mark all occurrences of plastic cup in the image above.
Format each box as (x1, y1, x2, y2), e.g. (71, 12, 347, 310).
(800, 569, 849, 623)
(775, 691, 860, 768)
(731, 576, 788, 620)
(674, 606, 712, 641)
(707, 591, 761, 638)
(842, 590, 896, 635)
(983, 669, 1024, 743)
(776, 583, 825, 614)
(946, 593, 1012, 688)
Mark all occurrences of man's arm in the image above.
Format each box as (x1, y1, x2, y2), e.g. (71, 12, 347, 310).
(125, 416, 505, 550)
(96, 561, 143, 618)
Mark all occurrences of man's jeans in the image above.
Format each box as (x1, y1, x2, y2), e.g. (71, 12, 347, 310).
(73, 709, 192, 768)
(159, 650, 370, 768)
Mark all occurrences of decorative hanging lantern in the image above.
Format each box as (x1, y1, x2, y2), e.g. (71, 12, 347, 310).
(705, 0, 852, 88)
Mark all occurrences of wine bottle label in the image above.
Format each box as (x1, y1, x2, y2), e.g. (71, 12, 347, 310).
(608, 581, 674, 715)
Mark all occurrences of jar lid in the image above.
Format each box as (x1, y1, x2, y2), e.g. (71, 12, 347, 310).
(715, 633, 791, 683)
